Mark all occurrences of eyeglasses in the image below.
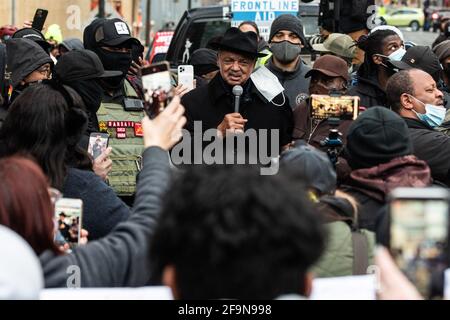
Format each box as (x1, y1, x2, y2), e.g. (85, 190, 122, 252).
(36, 64, 52, 77)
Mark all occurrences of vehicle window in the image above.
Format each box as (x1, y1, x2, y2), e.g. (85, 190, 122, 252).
(391, 11, 402, 15)
(178, 18, 231, 63)
(302, 16, 320, 36)
(404, 10, 418, 15)
(298, 5, 319, 37)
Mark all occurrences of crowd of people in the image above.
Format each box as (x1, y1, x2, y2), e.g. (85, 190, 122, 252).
(1, 10, 450, 301)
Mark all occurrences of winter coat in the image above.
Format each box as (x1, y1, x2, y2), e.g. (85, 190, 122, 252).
(40, 147, 169, 287)
(312, 195, 375, 278)
(62, 168, 130, 240)
(341, 155, 433, 231)
(266, 58, 311, 110)
(348, 76, 387, 109)
(404, 117, 450, 186)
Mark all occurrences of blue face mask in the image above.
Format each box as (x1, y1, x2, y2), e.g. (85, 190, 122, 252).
(409, 95, 446, 128)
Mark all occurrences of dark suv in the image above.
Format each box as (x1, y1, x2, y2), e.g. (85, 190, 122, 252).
(164, 4, 319, 68)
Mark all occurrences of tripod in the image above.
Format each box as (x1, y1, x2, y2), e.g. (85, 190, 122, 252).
(320, 117, 343, 168)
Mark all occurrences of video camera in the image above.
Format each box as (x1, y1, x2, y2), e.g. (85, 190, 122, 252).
(303, 0, 375, 33)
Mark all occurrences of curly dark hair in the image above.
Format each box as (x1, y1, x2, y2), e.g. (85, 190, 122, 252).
(150, 165, 326, 300)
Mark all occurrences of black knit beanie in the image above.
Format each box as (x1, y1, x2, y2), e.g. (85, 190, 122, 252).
(269, 14, 306, 45)
(345, 107, 414, 170)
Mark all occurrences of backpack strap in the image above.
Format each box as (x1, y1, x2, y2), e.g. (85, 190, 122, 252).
(352, 230, 369, 275)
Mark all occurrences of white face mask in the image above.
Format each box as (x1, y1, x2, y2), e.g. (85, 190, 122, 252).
(388, 47, 406, 61)
(250, 66, 286, 106)
(408, 95, 446, 128)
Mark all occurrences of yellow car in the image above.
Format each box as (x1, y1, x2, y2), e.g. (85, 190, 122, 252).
(378, 7, 425, 31)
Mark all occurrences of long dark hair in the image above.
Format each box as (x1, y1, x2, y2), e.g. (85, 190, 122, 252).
(356, 29, 398, 80)
(0, 82, 92, 189)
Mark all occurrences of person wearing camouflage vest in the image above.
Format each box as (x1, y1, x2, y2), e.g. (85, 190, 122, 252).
(84, 18, 145, 199)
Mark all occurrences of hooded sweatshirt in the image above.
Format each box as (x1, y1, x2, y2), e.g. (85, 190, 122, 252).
(342, 156, 432, 230)
(0, 226, 44, 299)
(6, 38, 52, 88)
(348, 74, 387, 109)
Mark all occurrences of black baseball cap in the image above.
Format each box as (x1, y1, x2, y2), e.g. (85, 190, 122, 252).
(12, 27, 51, 52)
(389, 46, 443, 82)
(93, 18, 140, 47)
(54, 49, 122, 82)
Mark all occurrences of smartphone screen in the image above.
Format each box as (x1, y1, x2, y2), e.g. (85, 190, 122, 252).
(87, 133, 109, 160)
(142, 62, 173, 117)
(178, 65, 194, 91)
(32, 9, 48, 31)
(142, 62, 172, 95)
(310, 95, 360, 121)
(54, 198, 83, 251)
(389, 188, 450, 299)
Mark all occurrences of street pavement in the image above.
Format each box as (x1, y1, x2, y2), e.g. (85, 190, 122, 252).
(401, 28, 440, 47)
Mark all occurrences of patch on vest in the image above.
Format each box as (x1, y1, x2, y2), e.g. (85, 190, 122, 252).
(99, 121, 108, 133)
(134, 123, 144, 137)
(99, 121, 144, 138)
(116, 128, 127, 139)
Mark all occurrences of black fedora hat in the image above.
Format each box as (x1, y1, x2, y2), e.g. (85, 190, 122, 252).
(211, 27, 267, 59)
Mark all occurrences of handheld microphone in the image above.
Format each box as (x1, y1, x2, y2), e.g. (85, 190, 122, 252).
(232, 85, 243, 113)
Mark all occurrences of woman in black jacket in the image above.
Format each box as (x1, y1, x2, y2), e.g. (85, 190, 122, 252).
(0, 96, 186, 287)
(0, 82, 128, 240)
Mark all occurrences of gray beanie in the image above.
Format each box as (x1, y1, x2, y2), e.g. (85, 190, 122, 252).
(269, 14, 306, 45)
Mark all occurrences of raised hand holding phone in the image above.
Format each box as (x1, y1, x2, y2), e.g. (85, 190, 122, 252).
(177, 65, 195, 91)
(31, 9, 48, 31)
(142, 95, 186, 150)
(93, 147, 113, 181)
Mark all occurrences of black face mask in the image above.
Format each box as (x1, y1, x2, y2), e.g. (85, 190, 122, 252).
(68, 79, 104, 113)
(96, 48, 132, 76)
(95, 48, 132, 90)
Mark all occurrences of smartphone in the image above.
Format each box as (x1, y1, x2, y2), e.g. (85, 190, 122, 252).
(310, 94, 360, 121)
(31, 9, 48, 31)
(54, 198, 83, 250)
(142, 61, 173, 117)
(178, 65, 195, 91)
(389, 188, 450, 299)
(87, 133, 109, 160)
(142, 61, 172, 94)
